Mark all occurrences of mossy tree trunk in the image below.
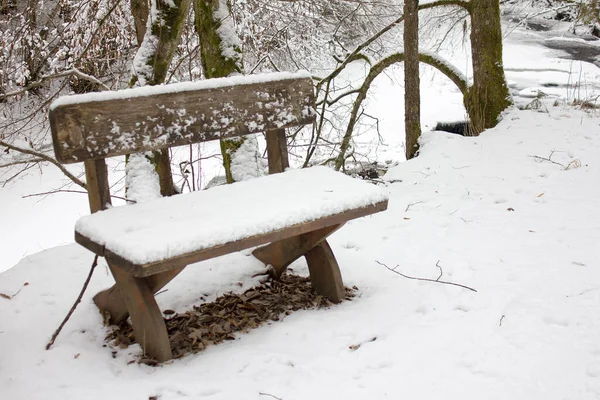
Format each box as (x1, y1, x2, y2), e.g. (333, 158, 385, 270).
(133, 0, 191, 86)
(130, 0, 149, 46)
(404, 0, 421, 159)
(128, 0, 191, 197)
(465, 0, 511, 133)
(193, 0, 261, 184)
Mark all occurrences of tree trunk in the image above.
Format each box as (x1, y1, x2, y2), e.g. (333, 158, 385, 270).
(193, 0, 263, 184)
(404, 0, 421, 159)
(130, 0, 149, 46)
(466, 0, 511, 134)
(128, 0, 191, 197)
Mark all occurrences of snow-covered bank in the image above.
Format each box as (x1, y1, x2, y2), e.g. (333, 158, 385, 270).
(2, 106, 600, 399)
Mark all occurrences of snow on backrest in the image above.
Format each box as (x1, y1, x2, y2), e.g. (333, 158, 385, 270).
(49, 71, 315, 164)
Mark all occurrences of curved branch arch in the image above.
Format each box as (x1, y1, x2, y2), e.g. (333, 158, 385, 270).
(333, 52, 469, 170)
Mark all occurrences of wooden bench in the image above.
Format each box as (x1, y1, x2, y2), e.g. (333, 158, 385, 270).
(49, 72, 389, 362)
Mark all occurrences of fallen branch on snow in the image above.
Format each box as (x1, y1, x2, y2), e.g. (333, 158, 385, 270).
(376, 260, 477, 292)
(46, 256, 98, 350)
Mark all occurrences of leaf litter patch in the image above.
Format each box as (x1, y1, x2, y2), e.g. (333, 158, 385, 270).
(106, 274, 357, 364)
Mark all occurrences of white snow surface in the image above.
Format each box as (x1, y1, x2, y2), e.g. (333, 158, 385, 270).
(229, 135, 266, 182)
(125, 153, 162, 203)
(49, 71, 312, 109)
(4, 107, 600, 399)
(75, 166, 388, 265)
(5, 21, 600, 400)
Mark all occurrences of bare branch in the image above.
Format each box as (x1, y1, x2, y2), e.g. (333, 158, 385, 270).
(0, 158, 45, 168)
(46, 256, 98, 350)
(316, 88, 362, 107)
(22, 189, 134, 203)
(316, 16, 405, 92)
(259, 393, 283, 400)
(528, 155, 564, 168)
(0, 140, 86, 189)
(333, 50, 468, 170)
(376, 260, 477, 292)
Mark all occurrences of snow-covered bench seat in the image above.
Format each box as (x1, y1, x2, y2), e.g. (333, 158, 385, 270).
(75, 166, 387, 277)
(49, 71, 388, 362)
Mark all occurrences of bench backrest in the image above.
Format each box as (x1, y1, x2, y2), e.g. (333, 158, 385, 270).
(49, 71, 316, 213)
(49, 71, 315, 164)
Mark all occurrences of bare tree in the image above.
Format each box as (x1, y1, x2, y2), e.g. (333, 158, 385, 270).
(404, 0, 421, 160)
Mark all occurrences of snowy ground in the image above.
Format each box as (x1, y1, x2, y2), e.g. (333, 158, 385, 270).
(2, 23, 600, 400)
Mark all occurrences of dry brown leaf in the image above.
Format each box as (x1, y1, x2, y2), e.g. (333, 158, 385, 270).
(106, 274, 356, 362)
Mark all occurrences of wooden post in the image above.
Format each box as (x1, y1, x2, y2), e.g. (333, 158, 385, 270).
(84, 159, 111, 213)
(265, 129, 289, 174)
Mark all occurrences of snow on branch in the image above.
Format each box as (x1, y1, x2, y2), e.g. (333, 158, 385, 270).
(131, 0, 161, 86)
(214, 0, 243, 69)
(419, 0, 471, 12)
(0, 69, 109, 100)
(418, 49, 469, 94)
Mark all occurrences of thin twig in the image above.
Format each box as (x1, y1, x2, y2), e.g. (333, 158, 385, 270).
(0, 158, 45, 168)
(528, 155, 564, 168)
(259, 393, 283, 400)
(46, 256, 98, 350)
(435, 260, 443, 281)
(376, 260, 477, 292)
(22, 189, 134, 203)
(405, 201, 424, 212)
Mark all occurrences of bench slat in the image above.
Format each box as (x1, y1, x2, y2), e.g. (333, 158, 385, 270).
(74, 167, 389, 277)
(50, 72, 315, 163)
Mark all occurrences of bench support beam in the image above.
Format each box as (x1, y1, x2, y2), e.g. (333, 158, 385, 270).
(252, 224, 343, 278)
(94, 267, 185, 324)
(305, 241, 345, 303)
(108, 259, 173, 362)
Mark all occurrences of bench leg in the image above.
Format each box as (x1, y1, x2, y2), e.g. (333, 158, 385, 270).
(252, 224, 344, 277)
(108, 261, 173, 362)
(305, 240, 345, 303)
(94, 267, 185, 324)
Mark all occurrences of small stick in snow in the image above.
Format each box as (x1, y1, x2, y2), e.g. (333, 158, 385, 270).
(435, 260, 443, 281)
(405, 201, 424, 212)
(259, 393, 283, 400)
(0, 282, 29, 300)
(528, 155, 564, 167)
(499, 315, 505, 327)
(376, 260, 477, 293)
(46, 256, 98, 350)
